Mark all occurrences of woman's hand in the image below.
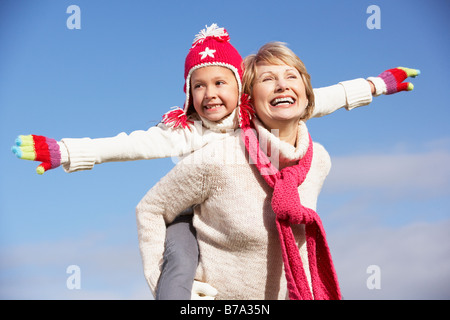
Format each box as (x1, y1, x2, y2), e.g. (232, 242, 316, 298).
(369, 67, 420, 96)
(12, 135, 61, 175)
(191, 280, 218, 300)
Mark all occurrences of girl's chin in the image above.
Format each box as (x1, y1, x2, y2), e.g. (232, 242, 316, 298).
(202, 107, 230, 121)
(202, 112, 228, 122)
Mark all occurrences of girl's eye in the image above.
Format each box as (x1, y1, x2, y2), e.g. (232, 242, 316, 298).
(216, 80, 225, 86)
(193, 83, 203, 89)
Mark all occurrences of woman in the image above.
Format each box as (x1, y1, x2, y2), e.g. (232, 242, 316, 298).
(135, 42, 418, 300)
(136, 41, 335, 300)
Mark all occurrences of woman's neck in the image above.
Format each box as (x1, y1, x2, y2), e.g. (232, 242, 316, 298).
(271, 121, 299, 147)
(252, 118, 310, 168)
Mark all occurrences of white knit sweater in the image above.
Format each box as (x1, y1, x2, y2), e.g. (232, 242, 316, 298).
(135, 118, 331, 299)
(59, 79, 372, 172)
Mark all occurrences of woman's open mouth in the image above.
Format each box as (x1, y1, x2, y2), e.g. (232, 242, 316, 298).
(270, 97, 296, 107)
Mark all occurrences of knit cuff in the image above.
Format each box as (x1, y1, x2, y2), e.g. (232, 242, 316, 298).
(367, 76, 387, 96)
(57, 141, 69, 165)
(339, 78, 373, 110)
(60, 138, 96, 173)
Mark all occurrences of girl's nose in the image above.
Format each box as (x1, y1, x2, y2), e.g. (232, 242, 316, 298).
(205, 86, 217, 99)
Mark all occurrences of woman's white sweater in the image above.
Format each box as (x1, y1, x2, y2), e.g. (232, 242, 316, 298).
(135, 118, 331, 299)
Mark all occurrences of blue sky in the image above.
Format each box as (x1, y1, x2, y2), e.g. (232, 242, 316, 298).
(1, 0, 449, 299)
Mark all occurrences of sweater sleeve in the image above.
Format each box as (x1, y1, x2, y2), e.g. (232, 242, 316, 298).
(60, 121, 227, 173)
(135, 157, 211, 296)
(311, 78, 373, 118)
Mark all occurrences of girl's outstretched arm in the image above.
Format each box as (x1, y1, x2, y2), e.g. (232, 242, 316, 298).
(11, 120, 231, 174)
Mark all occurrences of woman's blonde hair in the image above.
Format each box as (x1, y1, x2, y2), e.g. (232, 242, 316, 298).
(242, 42, 315, 121)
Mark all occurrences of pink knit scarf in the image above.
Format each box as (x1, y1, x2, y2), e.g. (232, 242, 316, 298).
(241, 124, 341, 300)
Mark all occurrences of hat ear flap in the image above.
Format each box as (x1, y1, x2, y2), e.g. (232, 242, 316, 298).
(238, 94, 255, 128)
(162, 107, 193, 129)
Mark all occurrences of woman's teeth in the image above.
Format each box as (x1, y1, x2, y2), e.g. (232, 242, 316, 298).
(271, 97, 295, 106)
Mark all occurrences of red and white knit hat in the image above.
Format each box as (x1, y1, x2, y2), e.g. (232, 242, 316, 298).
(162, 23, 245, 129)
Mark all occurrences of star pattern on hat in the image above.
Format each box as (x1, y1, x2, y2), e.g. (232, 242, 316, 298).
(199, 47, 216, 59)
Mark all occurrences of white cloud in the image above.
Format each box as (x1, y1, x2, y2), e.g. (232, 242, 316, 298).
(324, 149, 450, 199)
(318, 144, 450, 299)
(0, 233, 153, 300)
(2, 215, 449, 300)
(328, 219, 450, 299)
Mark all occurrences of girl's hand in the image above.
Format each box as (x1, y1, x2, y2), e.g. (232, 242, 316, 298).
(12, 135, 61, 175)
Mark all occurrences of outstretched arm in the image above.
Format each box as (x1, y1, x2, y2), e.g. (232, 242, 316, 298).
(312, 66, 420, 118)
(11, 121, 230, 174)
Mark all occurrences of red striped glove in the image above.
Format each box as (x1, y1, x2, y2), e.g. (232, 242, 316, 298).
(374, 67, 420, 95)
(12, 135, 61, 175)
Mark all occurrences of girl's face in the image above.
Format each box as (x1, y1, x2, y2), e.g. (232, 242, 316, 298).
(191, 66, 239, 122)
(251, 62, 308, 130)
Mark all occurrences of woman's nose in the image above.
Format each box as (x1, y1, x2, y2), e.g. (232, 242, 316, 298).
(275, 79, 289, 92)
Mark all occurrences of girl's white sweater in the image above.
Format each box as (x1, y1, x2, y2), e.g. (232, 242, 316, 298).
(59, 79, 372, 172)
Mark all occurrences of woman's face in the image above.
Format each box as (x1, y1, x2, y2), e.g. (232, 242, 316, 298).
(251, 62, 308, 130)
